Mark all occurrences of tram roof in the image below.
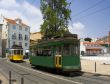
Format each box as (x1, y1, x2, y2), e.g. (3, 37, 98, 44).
(8, 48, 23, 50)
(36, 38, 79, 47)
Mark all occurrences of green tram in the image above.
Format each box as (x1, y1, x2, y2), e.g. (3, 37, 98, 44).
(29, 37, 81, 73)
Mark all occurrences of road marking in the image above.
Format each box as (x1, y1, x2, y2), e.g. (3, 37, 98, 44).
(7, 61, 83, 84)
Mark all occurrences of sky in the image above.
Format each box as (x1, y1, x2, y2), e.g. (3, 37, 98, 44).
(0, 0, 110, 38)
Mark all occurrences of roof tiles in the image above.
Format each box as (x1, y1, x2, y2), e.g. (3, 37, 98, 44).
(5, 18, 29, 27)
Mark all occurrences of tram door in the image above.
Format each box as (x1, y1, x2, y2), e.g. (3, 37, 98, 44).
(55, 47, 62, 68)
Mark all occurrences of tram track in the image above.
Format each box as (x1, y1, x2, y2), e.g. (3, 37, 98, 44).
(70, 76, 109, 84)
(82, 74, 110, 83)
(0, 60, 10, 80)
(65, 72, 110, 84)
(1, 59, 110, 84)
(0, 60, 57, 84)
(0, 59, 82, 84)
(16, 60, 110, 84)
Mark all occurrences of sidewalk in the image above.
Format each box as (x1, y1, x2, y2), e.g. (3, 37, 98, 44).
(23, 59, 30, 63)
(24, 58, 110, 76)
(81, 59, 110, 76)
(0, 73, 8, 84)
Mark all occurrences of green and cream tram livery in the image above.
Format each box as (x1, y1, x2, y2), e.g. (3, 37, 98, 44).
(30, 35, 81, 73)
(8, 45, 23, 62)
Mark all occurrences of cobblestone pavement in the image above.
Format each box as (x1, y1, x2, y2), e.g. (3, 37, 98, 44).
(81, 59, 110, 76)
(1, 58, 110, 84)
(0, 73, 8, 84)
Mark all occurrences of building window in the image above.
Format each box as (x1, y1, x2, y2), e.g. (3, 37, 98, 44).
(19, 42, 22, 46)
(25, 35, 28, 40)
(13, 25, 16, 30)
(12, 33, 16, 40)
(6, 25, 8, 29)
(25, 28, 28, 31)
(19, 33, 22, 40)
(13, 41, 15, 45)
(19, 26, 22, 30)
(25, 43, 28, 47)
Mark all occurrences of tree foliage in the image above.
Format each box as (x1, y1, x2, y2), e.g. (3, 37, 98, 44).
(84, 37, 92, 42)
(40, 0, 71, 39)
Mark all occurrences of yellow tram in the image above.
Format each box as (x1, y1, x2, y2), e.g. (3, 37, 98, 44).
(8, 45, 23, 62)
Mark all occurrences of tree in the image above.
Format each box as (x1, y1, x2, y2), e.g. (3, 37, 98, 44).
(84, 37, 92, 42)
(40, 0, 71, 39)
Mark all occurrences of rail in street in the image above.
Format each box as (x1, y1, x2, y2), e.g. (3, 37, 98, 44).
(0, 59, 110, 84)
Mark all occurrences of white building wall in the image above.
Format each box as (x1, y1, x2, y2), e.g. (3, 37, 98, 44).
(102, 46, 108, 54)
(8, 24, 30, 55)
(0, 25, 2, 57)
(2, 18, 30, 56)
(80, 42, 86, 56)
(22, 26, 30, 55)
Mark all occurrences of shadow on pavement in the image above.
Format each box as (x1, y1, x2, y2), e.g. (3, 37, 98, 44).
(0, 80, 2, 84)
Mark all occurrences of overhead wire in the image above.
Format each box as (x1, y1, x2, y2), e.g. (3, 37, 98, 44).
(69, 0, 110, 21)
(69, 0, 109, 34)
(73, 0, 105, 17)
(74, 5, 110, 21)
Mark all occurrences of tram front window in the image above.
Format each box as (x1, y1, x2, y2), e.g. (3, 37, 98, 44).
(20, 50, 23, 55)
(63, 44, 79, 56)
(13, 50, 23, 55)
(14, 50, 17, 55)
(17, 50, 20, 55)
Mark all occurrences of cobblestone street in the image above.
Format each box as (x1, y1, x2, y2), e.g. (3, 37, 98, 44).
(0, 73, 8, 84)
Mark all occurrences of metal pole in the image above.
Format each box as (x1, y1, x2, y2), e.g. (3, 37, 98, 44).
(9, 71, 11, 84)
(95, 62, 96, 72)
(108, 32, 110, 53)
(0, 80, 2, 84)
(21, 77, 24, 84)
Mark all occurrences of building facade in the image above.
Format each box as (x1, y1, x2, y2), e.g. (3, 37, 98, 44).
(0, 24, 2, 57)
(80, 41, 107, 56)
(97, 31, 110, 53)
(1, 17, 30, 57)
(30, 32, 42, 41)
(30, 32, 42, 46)
(30, 32, 42, 52)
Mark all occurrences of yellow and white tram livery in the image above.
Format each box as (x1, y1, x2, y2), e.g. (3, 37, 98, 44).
(8, 48, 23, 61)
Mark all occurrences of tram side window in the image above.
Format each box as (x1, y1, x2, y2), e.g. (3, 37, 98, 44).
(37, 50, 42, 56)
(70, 45, 74, 55)
(36, 49, 51, 56)
(17, 50, 20, 55)
(55, 46, 62, 55)
(20, 50, 23, 55)
(9, 51, 11, 55)
(42, 50, 51, 56)
(63, 45, 70, 56)
(11, 50, 14, 55)
(31, 51, 36, 56)
(14, 50, 16, 55)
(75, 46, 78, 55)
(71, 45, 79, 55)
(63, 44, 79, 56)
